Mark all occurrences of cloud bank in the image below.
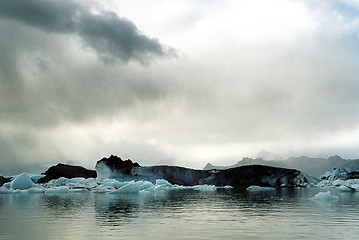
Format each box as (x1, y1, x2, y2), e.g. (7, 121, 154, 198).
(0, 0, 171, 62)
(1, 0, 359, 174)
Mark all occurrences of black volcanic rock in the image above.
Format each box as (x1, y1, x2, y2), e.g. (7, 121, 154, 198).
(96, 155, 140, 175)
(38, 163, 97, 183)
(0, 176, 10, 187)
(131, 165, 211, 186)
(346, 171, 359, 180)
(96, 156, 312, 187)
(197, 165, 302, 188)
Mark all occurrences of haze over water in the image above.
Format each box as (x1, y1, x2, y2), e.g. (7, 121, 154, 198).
(1, 188, 359, 240)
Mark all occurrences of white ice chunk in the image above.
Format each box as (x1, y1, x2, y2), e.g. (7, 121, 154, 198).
(194, 185, 217, 191)
(155, 179, 173, 187)
(338, 185, 353, 192)
(172, 185, 191, 190)
(350, 184, 359, 191)
(312, 191, 338, 202)
(70, 188, 88, 193)
(48, 177, 69, 186)
(67, 177, 86, 184)
(95, 162, 112, 181)
(319, 171, 332, 180)
(10, 173, 34, 190)
(94, 186, 114, 193)
(45, 186, 69, 194)
(26, 187, 45, 194)
(3, 182, 11, 189)
(30, 174, 46, 183)
(332, 179, 345, 186)
(346, 179, 359, 186)
(246, 185, 276, 191)
(103, 179, 127, 189)
(140, 181, 154, 190)
(0, 188, 12, 194)
(110, 181, 143, 194)
(141, 184, 166, 193)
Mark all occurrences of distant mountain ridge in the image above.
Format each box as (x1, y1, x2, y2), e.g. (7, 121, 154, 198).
(203, 155, 359, 177)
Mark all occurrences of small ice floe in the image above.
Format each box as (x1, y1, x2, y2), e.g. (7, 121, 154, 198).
(311, 191, 338, 202)
(10, 173, 34, 190)
(349, 184, 359, 191)
(338, 185, 354, 192)
(45, 186, 70, 194)
(140, 181, 154, 190)
(246, 185, 276, 191)
(2, 182, 11, 189)
(110, 181, 144, 194)
(193, 185, 217, 192)
(47, 177, 69, 186)
(316, 168, 359, 191)
(26, 187, 45, 194)
(103, 178, 127, 189)
(0, 188, 12, 194)
(30, 174, 46, 183)
(155, 179, 173, 187)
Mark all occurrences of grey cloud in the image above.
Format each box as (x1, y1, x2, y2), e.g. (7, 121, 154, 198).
(0, 0, 175, 128)
(0, 0, 172, 62)
(1, 0, 359, 175)
(76, 11, 168, 62)
(0, 131, 52, 175)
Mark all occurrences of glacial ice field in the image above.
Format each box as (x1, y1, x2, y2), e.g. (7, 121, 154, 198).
(1, 167, 359, 196)
(0, 172, 233, 195)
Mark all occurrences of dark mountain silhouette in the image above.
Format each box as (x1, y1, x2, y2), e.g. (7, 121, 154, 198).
(203, 155, 359, 177)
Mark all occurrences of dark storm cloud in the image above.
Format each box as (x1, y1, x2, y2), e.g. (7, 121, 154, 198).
(0, 0, 175, 128)
(0, 0, 171, 62)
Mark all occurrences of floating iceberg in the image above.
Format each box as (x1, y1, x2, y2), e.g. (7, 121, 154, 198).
(10, 173, 34, 190)
(45, 186, 70, 194)
(338, 185, 354, 192)
(312, 191, 338, 202)
(316, 168, 359, 192)
(155, 179, 173, 187)
(110, 181, 144, 194)
(246, 185, 276, 191)
(193, 185, 217, 191)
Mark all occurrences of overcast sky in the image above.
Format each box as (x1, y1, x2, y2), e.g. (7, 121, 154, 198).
(1, 0, 359, 174)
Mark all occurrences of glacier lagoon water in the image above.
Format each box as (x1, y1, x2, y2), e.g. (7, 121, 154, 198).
(1, 187, 359, 240)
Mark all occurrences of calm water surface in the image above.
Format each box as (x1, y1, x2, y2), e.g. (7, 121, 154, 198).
(1, 187, 359, 239)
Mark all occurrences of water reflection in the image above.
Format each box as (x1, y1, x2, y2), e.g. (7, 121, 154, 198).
(94, 190, 196, 227)
(1, 188, 359, 239)
(42, 193, 92, 215)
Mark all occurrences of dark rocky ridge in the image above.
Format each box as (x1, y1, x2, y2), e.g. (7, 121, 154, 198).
(204, 155, 359, 178)
(0, 176, 10, 187)
(197, 165, 302, 187)
(131, 166, 211, 186)
(98, 155, 140, 175)
(96, 155, 313, 187)
(38, 163, 96, 183)
(36, 155, 315, 187)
